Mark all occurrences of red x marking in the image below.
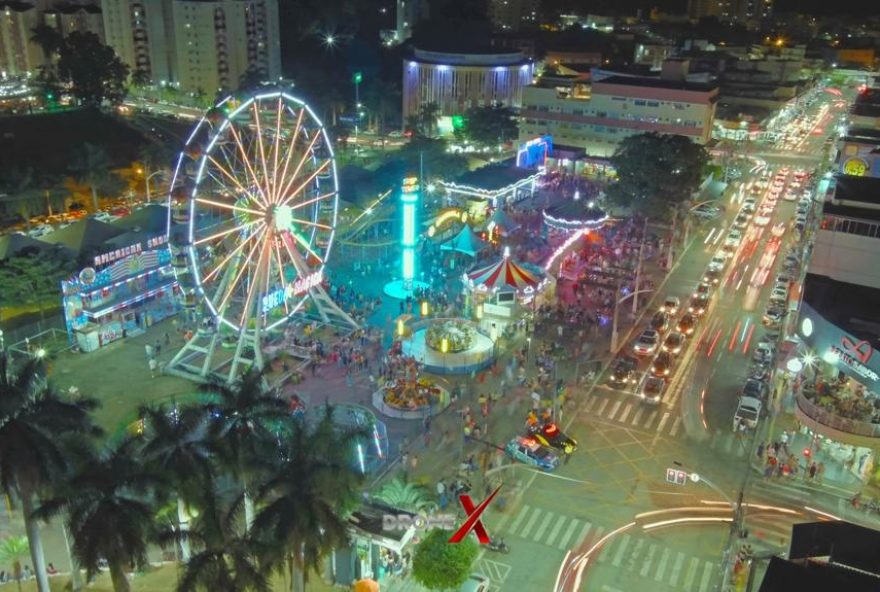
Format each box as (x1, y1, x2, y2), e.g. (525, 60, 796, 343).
(448, 485, 502, 544)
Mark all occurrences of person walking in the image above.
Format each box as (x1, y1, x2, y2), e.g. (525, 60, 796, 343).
(809, 462, 818, 480)
(149, 357, 158, 378)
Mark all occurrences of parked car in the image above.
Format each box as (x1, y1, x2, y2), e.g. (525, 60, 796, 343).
(752, 342, 776, 363)
(459, 573, 491, 592)
(742, 378, 768, 400)
(633, 330, 660, 356)
(762, 307, 786, 326)
(733, 397, 762, 431)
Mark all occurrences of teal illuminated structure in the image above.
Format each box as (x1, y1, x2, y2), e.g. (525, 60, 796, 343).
(401, 176, 418, 289)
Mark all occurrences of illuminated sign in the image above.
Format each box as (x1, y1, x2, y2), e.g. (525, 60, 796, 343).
(828, 336, 878, 382)
(843, 158, 868, 176)
(261, 270, 323, 313)
(402, 176, 419, 195)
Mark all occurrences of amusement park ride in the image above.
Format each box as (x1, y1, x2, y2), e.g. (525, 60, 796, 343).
(164, 91, 359, 384)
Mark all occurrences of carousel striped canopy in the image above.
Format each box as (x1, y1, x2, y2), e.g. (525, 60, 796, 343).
(468, 255, 541, 291)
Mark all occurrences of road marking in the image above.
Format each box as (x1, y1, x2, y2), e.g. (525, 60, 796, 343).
(629, 539, 645, 568)
(654, 548, 671, 581)
(684, 557, 701, 590)
(724, 434, 735, 454)
(574, 521, 593, 548)
(597, 529, 614, 563)
(545, 515, 567, 548)
(640, 543, 657, 577)
(656, 412, 670, 434)
(585, 397, 599, 413)
(618, 403, 632, 423)
(670, 417, 682, 437)
(669, 552, 686, 586)
(611, 534, 631, 567)
(476, 558, 512, 583)
(597, 399, 610, 416)
(643, 410, 659, 428)
(557, 519, 581, 550)
(608, 400, 622, 420)
(631, 407, 644, 426)
(532, 511, 555, 542)
(518, 508, 543, 539)
(507, 504, 531, 536)
(699, 561, 715, 592)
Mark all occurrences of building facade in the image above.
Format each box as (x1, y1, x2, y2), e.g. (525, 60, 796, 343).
(488, 0, 539, 32)
(686, 0, 772, 22)
(519, 66, 718, 157)
(0, 1, 43, 76)
(43, 2, 103, 41)
(102, 0, 281, 92)
(394, 0, 428, 44)
(402, 47, 534, 123)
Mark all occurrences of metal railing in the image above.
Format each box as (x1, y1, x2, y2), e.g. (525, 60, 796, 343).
(796, 391, 880, 438)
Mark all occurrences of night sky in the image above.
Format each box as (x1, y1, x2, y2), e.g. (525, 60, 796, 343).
(554, 0, 876, 16)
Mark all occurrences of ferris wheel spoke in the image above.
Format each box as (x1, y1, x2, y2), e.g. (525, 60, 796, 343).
(195, 197, 264, 218)
(272, 241, 291, 315)
(216, 228, 267, 316)
(252, 101, 272, 207)
(283, 229, 324, 265)
(288, 191, 336, 212)
(276, 130, 323, 203)
(206, 155, 261, 204)
(273, 108, 305, 205)
(280, 233, 311, 278)
(288, 217, 331, 231)
(193, 219, 261, 246)
(227, 123, 270, 207)
(201, 222, 266, 284)
(277, 159, 332, 208)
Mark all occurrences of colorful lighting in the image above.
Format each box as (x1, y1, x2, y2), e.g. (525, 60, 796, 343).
(400, 176, 419, 289)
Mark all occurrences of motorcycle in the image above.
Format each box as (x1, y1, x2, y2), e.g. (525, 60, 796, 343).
(487, 538, 510, 554)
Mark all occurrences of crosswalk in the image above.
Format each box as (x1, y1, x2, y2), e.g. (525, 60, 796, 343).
(502, 505, 720, 590)
(582, 395, 684, 438)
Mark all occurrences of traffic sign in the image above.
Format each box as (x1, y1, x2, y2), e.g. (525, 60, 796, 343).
(665, 468, 688, 485)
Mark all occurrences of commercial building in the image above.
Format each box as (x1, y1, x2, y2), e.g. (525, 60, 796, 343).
(102, 0, 281, 92)
(487, 0, 539, 32)
(849, 87, 880, 130)
(402, 46, 534, 127)
(519, 60, 719, 157)
(836, 127, 880, 178)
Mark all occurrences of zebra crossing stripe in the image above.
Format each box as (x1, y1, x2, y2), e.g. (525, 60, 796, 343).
(669, 552, 686, 587)
(545, 516, 567, 548)
(585, 397, 599, 413)
(670, 417, 682, 437)
(656, 412, 671, 434)
(608, 401, 622, 420)
(699, 561, 714, 592)
(532, 511, 556, 542)
(519, 508, 543, 539)
(631, 407, 644, 426)
(683, 557, 701, 590)
(557, 520, 582, 550)
(640, 544, 657, 577)
(642, 409, 659, 428)
(507, 505, 531, 536)
(618, 403, 633, 423)
(654, 548, 671, 581)
(724, 434, 734, 454)
(574, 522, 592, 548)
(611, 534, 631, 567)
(596, 529, 614, 563)
(597, 399, 610, 415)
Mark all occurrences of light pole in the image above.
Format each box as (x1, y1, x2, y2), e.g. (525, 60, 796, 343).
(142, 169, 164, 203)
(610, 281, 654, 353)
(633, 217, 649, 314)
(353, 71, 362, 152)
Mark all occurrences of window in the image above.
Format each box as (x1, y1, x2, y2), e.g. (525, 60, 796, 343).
(647, 101, 660, 107)
(611, 96, 626, 101)
(634, 99, 646, 106)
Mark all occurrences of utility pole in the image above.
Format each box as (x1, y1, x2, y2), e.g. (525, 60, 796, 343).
(666, 208, 677, 269)
(633, 217, 649, 314)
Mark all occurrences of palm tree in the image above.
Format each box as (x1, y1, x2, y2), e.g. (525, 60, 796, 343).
(69, 143, 112, 211)
(373, 476, 434, 513)
(137, 403, 214, 561)
(252, 405, 365, 592)
(0, 352, 101, 592)
(35, 174, 70, 217)
(199, 368, 290, 530)
(130, 69, 151, 88)
(418, 102, 441, 137)
(138, 143, 171, 203)
(29, 24, 62, 65)
(35, 437, 163, 592)
(172, 486, 270, 592)
(0, 536, 31, 592)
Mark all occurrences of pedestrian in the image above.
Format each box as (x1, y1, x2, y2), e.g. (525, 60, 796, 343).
(809, 462, 817, 480)
(154, 339, 162, 356)
(149, 357, 158, 378)
(164, 332, 171, 346)
(410, 454, 419, 472)
(756, 442, 765, 460)
(817, 461, 825, 483)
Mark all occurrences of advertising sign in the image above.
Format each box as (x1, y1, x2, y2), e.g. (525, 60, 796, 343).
(799, 303, 880, 389)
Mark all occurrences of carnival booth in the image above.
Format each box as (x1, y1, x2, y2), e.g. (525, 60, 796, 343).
(485, 209, 520, 242)
(465, 248, 553, 334)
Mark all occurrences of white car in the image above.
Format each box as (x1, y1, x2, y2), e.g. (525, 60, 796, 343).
(659, 296, 681, 315)
(633, 330, 660, 357)
(783, 191, 798, 201)
(753, 214, 771, 227)
(708, 254, 727, 272)
(734, 397, 762, 431)
(27, 224, 53, 237)
(459, 573, 490, 592)
(742, 197, 757, 211)
(724, 230, 742, 248)
(770, 222, 786, 237)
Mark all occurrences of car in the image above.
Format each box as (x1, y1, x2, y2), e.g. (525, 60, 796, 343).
(639, 375, 667, 405)
(753, 213, 771, 227)
(459, 574, 490, 592)
(770, 286, 788, 303)
(742, 197, 757, 212)
(387, 130, 404, 138)
(529, 422, 578, 454)
(762, 307, 786, 326)
(775, 272, 791, 286)
(693, 206, 721, 220)
(609, 356, 639, 386)
(650, 311, 670, 334)
(633, 330, 660, 356)
(651, 352, 674, 378)
(505, 436, 559, 471)
(689, 293, 709, 316)
(783, 191, 798, 202)
(752, 342, 776, 363)
(659, 296, 681, 315)
(708, 254, 727, 272)
(702, 267, 722, 285)
(90, 211, 117, 223)
(724, 230, 742, 248)
(693, 282, 711, 298)
(742, 377, 768, 400)
(734, 397, 763, 431)
(26, 224, 53, 238)
(677, 313, 697, 336)
(734, 213, 750, 229)
(770, 222, 786, 237)
(663, 332, 685, 355)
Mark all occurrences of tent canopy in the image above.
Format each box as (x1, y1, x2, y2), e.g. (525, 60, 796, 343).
(487, 209, 520, 235)
(440, 225, 487, 257)
(468, 254, 542, 292)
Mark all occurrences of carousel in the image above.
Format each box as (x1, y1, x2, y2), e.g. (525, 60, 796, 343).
(465, 247, 553, 335)
(373, 343, 452, 419)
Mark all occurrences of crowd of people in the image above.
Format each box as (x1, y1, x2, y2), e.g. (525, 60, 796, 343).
(802, 377, 880, 424)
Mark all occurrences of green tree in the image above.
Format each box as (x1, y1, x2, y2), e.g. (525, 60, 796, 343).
(199, 368, 290, 530)
(418, 102, 441, 137)
(0, 252, 72, 319)
(0, 167, 39, 229)
(29, 24, 63, 64)
(137, 404, 214, 562)
(411, 528, 478, 590)
(606, 132, 710, 219)
(373, 475, 434, 512)
(0, 536, 31, 592)
(398, 137, 468, 182)
(252, 405, 365, 592)
(36, 438, 162, 592)
(0, 352, 101, 592)
(57, 31, 129, 106)
(36, 174, 70, 216)
(130, 69, 151, 88)
(461, 103, 518, 147)
(69, 143, 112, 211)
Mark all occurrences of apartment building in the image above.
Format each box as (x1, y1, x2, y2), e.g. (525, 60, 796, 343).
(488, 0, 539, 32)
(0, 1, 42, 75)
(43, 2, 103, 41)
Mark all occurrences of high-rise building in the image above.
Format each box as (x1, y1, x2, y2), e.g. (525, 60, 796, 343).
(687, 0, 771, 22)
(43, 2, 104, 41)
(488, 0, 539, 32)
(102, 0, 281, 93)
(395, 0, 428, 44)
(0, 1, 43, 75)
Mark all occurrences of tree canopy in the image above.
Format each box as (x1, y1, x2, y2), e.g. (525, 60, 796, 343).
(0, 251, 74, 317)
(411, 528, 478, 590)
(605, 133, 710, 219)
(459, 104, 518, 148)
(57, 32, 129, 106)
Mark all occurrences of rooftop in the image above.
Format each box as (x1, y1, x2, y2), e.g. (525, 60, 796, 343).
(843, 127, 880, 144)
(594, 75, 718, 93)
(803, 273, 880, 346)
(831, 175, 880, 206)
(451, 164, 538, 191)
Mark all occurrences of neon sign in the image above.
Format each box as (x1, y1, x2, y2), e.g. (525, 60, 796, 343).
(261, 270, 323, 313)
(828, 336, 878, 382)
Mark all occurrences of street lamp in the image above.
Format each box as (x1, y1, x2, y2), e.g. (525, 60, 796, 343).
(142, 169, 164, 204)
(609, 281, 654, 353)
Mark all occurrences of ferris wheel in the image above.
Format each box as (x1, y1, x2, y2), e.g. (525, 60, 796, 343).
(165, 91, 358, 383)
